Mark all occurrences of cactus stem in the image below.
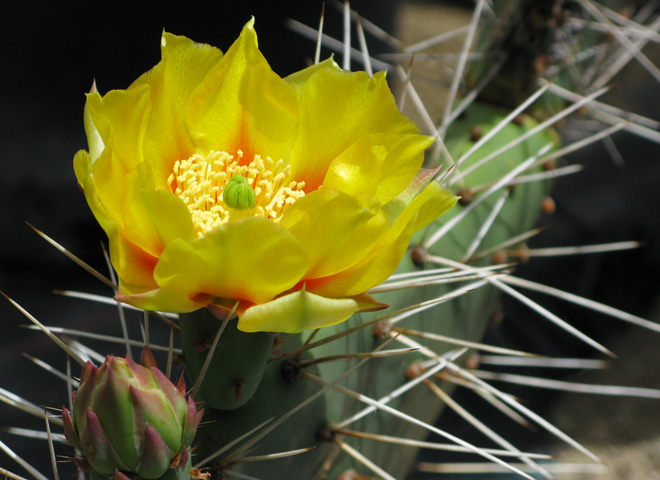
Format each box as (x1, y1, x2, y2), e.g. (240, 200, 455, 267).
(333, 350, 464, 430)
(303, 370, 535, 480)
(537, 120, 628, 164)
(470, 227, 544, 262)
(275, 281, 485, 362)
(386, 266, 454, 281)
(454, 86, 609, 184)
(388, 279, 491, 328)
(369, 263, 513, 293)
(166, 320, 175, 380)
(300, 328, 321, 350)
(509, 163, 584, 186)
(409, 245, 428, 267)
(270, 316, 390, 362)
(222, 333, 401, 469)
(461, 189, 510, 261)
(194, 417, 277, 468)
(296, 347, 419, 369)
(334, 438, 396, 480)
(450, 83, 550, 173)
(280, 359, 302, 383)
(188, 302, 237, 399)
(233, 381, 244, 403)
(427, 142, 555, 249)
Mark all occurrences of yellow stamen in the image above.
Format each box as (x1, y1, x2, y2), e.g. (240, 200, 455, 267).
(167, 150, 306, 237)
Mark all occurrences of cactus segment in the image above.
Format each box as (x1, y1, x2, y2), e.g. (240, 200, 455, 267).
(315, 101, 558, 478)
(185, 100, 559, 478)
(179, 309, 274, 410)
(191, 333, 332, 479)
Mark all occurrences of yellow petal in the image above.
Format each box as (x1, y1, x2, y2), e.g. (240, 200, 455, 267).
(279, 189, 387, 279)
(84, 86, 152, 231)
(111, 231, 160, 295)
(351, 292, 389, 312)
(289, 68, 421, 190)
(186, 19, 299, 163)
(116, 286, 211, 313)
(74, 150, 160, 291)
(85, 85, 151, 174)
(138, 189, 195, 246)
(284, 57, 340, 97)
(322, 133, 434, 205)
(238, 288, 357, 333)
(153, 217, 308, 304)
(131, 32, 224, 185)
(74, 149, 108, 227)
(306, 181, 457, 297)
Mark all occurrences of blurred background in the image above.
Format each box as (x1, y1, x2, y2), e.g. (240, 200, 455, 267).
(1, 1, 660, 479)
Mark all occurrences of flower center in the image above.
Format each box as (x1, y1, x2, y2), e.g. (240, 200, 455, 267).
(167, 150, 306, 237)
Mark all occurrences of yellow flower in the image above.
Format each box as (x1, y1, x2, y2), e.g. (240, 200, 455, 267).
(74, 19, 456, 333)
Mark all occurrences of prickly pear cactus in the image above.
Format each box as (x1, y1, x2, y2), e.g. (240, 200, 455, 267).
(2, 2, 659, 480)
(179, 97, 557, 479)
(178, 3, 560, 477)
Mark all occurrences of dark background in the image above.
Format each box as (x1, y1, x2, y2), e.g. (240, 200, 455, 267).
(1, 1, 660, 479)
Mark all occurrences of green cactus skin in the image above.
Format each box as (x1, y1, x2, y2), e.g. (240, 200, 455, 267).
(185, 101, 558, 479)
(180, 311, 274, 410)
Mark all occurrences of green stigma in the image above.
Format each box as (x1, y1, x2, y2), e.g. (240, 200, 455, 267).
(223, 174, 257, 210)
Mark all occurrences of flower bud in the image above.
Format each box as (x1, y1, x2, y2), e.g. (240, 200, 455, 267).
(63, 348, 202, 479)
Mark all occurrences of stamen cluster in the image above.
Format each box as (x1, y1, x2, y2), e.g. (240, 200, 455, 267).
(167, 150, 306, 237)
